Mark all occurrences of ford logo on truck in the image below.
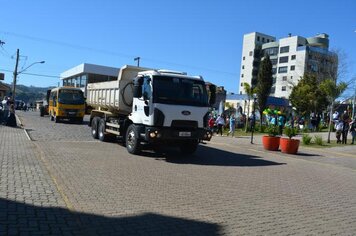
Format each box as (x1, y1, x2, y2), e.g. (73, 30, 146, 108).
(181, 110, 191, 116)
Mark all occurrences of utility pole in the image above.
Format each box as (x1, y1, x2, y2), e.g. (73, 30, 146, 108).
(12, 49, 20, 102)
(353, 79, 356, 119)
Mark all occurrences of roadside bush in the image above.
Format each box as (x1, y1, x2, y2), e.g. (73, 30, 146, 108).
(316, 123, 323, 132)
(258, 125, 266, 133)
(302, 134, 312, 145)
(314, 135, 323, 146)
(302, 126, 309, 133)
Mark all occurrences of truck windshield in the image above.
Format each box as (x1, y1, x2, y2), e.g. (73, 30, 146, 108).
(58, 89, 84, 105)
(152, 76, 208, 106)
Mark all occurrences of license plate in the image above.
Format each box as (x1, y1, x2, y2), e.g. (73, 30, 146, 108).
(179, 132, 191, 137)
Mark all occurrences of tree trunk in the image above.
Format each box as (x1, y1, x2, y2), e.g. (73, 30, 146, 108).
(327, 102, 334, 143)
(245, 99, 250, 132)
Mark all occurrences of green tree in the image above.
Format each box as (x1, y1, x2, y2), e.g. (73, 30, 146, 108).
(255, 55, 273, 129)
(319, 79, 347, 143)
(289, 73, 329, 117)
(243, 82, 255, 132)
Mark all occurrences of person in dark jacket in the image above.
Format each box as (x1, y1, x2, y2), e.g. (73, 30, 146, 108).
(6, 104, 17, 127)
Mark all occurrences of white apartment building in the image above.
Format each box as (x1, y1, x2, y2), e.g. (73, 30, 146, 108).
(239, 32, 335, 98)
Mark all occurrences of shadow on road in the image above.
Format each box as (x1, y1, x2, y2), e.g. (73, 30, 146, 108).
(141, 144, 285, 167)
(0, 198, 221, 235)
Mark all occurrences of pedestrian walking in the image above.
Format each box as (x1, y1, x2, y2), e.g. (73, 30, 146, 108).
(215, 114, 225, 136)
(350, 118, 356, 145)
(208, 116, 216, 134)
(342, 115, 350, 144)
(334, 120, 343, 144)
(228, 115, 236, 137)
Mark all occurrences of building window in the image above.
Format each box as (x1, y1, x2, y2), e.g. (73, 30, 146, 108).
(291, 76, 293, 80)
(241, 74, 244, 78)
(262, 37, 265, 43)
(272, 68, 277, 74)
(267, 39, 270, 43)
(243, 56, 245, 60)
(249, 51, 253, 56)
(279, 56, 289, 63)
(257, 36, 260, 41)
(278, 66, 288, 73)
(240, 83, 243, 86)
(282, 76, 287, 81)
(271, 59, 278, 65)
(282, 86, 286, 91)
(290, 65, 295, 71)
(240, 91, 242, 95)
(291, 55, 296, 60)
(242, 65, 245, 69)
(280, 46, 290, 53)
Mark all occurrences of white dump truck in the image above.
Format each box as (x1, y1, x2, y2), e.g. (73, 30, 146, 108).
(87, 65, 216, 155)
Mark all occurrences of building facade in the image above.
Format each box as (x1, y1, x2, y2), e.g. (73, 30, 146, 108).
(239, 32, 336, 98)
(60, 63, 120, 97)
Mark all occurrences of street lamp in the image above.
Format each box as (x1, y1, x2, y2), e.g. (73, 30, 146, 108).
(12, 49, 45, 101)
(134, 57, 140, 67)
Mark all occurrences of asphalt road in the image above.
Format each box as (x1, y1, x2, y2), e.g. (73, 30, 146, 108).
(6, 110, 356, 235)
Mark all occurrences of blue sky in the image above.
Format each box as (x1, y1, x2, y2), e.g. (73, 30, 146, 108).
(0, 0, 355, 98)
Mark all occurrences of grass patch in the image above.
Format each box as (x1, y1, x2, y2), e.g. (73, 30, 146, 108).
(300, 139, 350, 148)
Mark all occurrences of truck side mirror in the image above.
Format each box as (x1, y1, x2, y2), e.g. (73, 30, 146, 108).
(133, 77, 143, 98)
(209, 84, 216, 106)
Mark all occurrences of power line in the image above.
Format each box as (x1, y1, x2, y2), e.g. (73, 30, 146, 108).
(0, 68, 61, 78)
(1, 31, 239, 78)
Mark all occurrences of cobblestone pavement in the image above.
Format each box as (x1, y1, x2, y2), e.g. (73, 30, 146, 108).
(0, 110, 355, 235)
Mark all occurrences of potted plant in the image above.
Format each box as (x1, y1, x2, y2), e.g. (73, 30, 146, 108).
(262, 125, 280, 151)
(280, 126, 300, 154)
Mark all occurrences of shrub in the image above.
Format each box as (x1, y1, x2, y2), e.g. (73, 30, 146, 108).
(314, 135, 323, 145)
(284, 126, 297, 139)
(265, 125, 279, 137)
(302, 134, 312, 145)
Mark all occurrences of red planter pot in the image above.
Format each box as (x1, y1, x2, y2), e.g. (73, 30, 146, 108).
(280, 138, 300, 154)
(262, 136, 280, 151)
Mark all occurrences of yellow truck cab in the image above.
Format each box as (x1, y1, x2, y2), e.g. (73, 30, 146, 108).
(48, 87, 85, 123)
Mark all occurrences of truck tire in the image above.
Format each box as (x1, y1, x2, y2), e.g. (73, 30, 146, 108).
(98, 119, 108, 142)
(91, 117, 100, 139)
(180, 140, 198, 155)
(126, 124, 141, 154)
(40, 107, 44, 117)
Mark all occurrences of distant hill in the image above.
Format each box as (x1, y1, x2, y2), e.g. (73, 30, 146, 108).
(3, 83, 54, 103)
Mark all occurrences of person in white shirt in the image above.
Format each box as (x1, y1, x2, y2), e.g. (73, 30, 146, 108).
(215, 115, 225, 136)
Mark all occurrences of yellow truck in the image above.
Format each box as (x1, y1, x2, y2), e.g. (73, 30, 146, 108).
(48, 87, 85, 123)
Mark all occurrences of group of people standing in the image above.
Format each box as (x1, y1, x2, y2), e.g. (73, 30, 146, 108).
(208, 114, 236, 137)
(0, 97, 17, 127)
(333, 111, 356, 145)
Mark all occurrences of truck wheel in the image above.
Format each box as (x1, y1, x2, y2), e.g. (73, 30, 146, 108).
(126, 124, 141, 154)
(98, 119, 108, 142)
(40, 107, 44, 117)
(91, 117, 100, 139)
(180, 141, 198, 155)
